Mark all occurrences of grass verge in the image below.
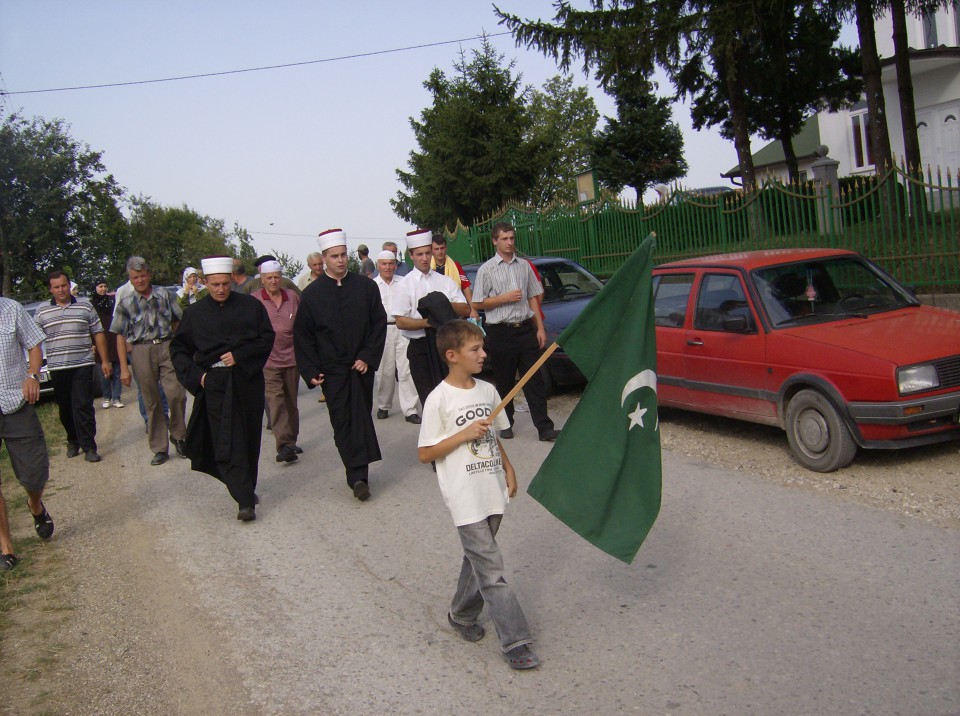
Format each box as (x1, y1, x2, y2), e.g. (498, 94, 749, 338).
(1, 400, 73, 706)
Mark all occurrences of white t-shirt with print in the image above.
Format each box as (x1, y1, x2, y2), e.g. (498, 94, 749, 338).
(418, 379, 512, 527)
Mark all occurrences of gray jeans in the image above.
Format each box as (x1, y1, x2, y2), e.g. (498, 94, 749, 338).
(451, 514, 532, 652)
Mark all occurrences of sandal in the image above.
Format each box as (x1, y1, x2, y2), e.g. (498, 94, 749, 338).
(448, 613, 485, 642)
(32, 503, 55, 540)
(0, 553, 18, 571)
(504, 644, 540, 670)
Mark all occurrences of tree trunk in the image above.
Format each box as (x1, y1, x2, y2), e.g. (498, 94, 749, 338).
(890, 0, 925, 217)
(722, 61, 765, 239)
(779, 122, 800, 184)
(855, 0, 893, 170)
(725, 70, 757, 192)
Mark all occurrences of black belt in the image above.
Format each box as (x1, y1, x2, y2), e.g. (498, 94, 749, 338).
(387, 321, 396, 325)
(131, 337, 170, 345)
(488, 318, 532, 329)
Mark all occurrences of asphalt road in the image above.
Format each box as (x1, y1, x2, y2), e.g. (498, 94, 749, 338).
(113, 386, 958, 715)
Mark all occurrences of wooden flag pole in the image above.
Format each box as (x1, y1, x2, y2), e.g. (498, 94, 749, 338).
(490, 341, 560, 420)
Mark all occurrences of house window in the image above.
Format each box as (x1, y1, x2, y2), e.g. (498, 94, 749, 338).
(851, 111, 874, 169)
(922, 11, 938, 48)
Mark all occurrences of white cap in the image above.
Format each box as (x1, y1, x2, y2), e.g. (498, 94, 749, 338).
(318, 228, 347, 253)
(376, 250, 397, 262)
(405, 228, 433, 250)
(259, 260, 282, 274)
(201, 256, 234, 276)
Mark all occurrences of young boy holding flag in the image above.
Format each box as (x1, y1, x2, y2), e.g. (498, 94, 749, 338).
(417, 320, 540, 670)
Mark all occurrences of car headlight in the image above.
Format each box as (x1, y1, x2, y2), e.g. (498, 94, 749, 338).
(898, 364, 939, 395)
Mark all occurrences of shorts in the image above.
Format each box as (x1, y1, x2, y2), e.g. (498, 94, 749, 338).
(0, 403, 50, 492)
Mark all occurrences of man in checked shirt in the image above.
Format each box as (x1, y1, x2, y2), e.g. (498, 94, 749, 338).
(0, 297, 56, 571)
(112, 256, 188, 466)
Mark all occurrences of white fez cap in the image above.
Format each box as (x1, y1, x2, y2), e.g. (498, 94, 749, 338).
(405, 228, 433, 250)
(376, 250, 397, 262)
(201, 256, 234, 275)
(259, 260, 282, 274)
(318, 228, 347, 253)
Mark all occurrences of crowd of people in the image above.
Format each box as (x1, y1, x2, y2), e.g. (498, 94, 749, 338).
(0, 222, 557, 670)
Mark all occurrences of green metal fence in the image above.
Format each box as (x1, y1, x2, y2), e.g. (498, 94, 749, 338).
(445, 162, 960, 293)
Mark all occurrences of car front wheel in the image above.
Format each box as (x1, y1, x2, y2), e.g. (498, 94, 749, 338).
(785, 389, 858, 472)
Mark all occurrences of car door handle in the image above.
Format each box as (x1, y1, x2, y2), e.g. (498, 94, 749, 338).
(686, 338, 703, 346)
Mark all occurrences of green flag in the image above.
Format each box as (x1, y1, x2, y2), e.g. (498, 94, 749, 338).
(527, 234, 661, 563)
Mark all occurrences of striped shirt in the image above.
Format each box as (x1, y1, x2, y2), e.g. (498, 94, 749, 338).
(0, 298, 46, 414)
(33, 297, 103, 371)
(111, 285, 182, 344)
(471, 254, 543, 324)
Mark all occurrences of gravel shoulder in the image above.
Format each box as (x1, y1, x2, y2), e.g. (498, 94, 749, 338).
(656, 405, 960, 530)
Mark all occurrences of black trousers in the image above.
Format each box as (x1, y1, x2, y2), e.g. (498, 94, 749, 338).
(51, 366, 97, 451)
(406, 336, 448, 408)
(485, 322, 554, 434)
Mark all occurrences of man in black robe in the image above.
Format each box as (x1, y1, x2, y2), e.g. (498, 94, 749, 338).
(171, 257, 275, 522)
(294, 228, 387, 501)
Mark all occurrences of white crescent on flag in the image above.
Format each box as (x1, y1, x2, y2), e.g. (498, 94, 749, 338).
(621, 369, 658, 431)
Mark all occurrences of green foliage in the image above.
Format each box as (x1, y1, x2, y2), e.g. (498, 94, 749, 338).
(231, 223, 257, 265)
(127, 197, 237, 285)
(526, 75, 600, 206)
(0, 113, 128, 300)
(270, 248, 304, 279)
(496, 0, 864, 187)
(392, 38, 543, 230)
(591, 77, 687, 196)
(678, 0, 861, 182)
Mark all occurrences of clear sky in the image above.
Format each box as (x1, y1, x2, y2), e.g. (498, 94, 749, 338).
(2, 1, 795, 262)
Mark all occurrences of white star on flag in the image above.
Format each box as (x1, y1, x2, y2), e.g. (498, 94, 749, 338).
(627, 405, 647, 430)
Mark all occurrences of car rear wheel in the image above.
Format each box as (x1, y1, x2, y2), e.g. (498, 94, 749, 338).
(785, 389, 858, 472)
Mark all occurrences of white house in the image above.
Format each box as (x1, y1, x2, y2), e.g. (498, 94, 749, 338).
(723, 5, 960, 184)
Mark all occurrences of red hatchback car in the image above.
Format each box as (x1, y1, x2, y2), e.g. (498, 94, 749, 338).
(652, 248, 960, 472)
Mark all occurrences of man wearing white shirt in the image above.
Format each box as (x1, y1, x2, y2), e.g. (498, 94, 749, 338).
(373, 251, 421, 423)
(393, 229, 470, 408)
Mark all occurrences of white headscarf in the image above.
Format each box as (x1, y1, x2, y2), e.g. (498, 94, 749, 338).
(178, 266, 200, 301)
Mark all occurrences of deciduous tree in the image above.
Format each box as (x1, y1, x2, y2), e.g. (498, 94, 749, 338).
(127, 197, 238, 285)
(270, 248, 304, 279)
(0, 113, 127, 299)
(526, 75, 600, 206)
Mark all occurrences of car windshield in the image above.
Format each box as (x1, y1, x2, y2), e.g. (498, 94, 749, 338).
(753, 255, 915, 327)
(535, 260, 604, 303)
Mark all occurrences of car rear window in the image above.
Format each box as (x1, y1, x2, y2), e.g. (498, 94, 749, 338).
(654, 273, 694, 327)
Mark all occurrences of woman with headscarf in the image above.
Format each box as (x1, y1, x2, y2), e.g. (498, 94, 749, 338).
(90, 278, 124, 408)
(177, 266, 205, 310)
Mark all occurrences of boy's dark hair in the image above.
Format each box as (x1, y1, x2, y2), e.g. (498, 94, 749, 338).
(48, 269, 69, 285)
(436, 320, 484, 364)
(491, 222, 515, 239)
(431, 233, 447, 246)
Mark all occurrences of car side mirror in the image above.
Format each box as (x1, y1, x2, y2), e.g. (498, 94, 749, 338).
(722, 315, 752, 333)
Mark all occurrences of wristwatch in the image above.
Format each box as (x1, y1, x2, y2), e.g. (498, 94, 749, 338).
(28, 373, 41, 382)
